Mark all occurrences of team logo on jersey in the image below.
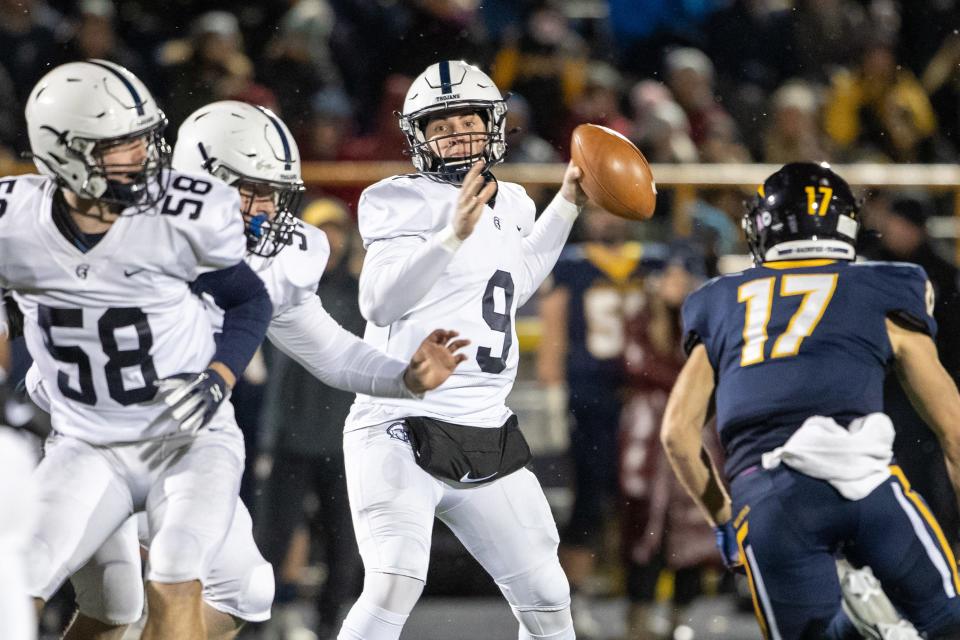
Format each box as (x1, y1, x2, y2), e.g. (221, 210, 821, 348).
(75, 264, 90, 279)
(386, 422, 410, 443)
(493, 216, 501, 230)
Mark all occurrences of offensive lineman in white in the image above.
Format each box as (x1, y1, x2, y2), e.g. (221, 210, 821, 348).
(56, 100, 469, 639)
(3, 61, 275, 640)
(0, 309, 37, 640)
(338, 60, 586, 640)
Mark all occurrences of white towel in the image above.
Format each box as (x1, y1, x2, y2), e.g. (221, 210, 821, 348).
(761, 413, 895, 500)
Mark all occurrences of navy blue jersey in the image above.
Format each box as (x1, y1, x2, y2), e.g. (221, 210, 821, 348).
(682, 259, 936, 479)
(550, 242, 645, 385)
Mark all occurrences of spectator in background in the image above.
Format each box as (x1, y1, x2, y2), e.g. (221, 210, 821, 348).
(705, 0, 797, 102)
(160, 11, 277, 134)
(620, 249, 716, 640)
(51, 0, 147, 83)
(560, 61, 631, 156)
(633, 97, 699, 165)
(791, 0, 868, 84)
(763, 80, 832, 164)
(697, 109, 751, 164)
(664, 47, 732, 150)
(302, 87, 354, 162)
(628, 80, 673, 129)
(503, 93, 559, 209)
(503, 93, 560, 164)
(339, 73, 410, 162)
(0, 0, 60, 103)
(923, 31, 960, 151)
(825, 38, 942, 162)
(0, 0, 60, 153)
(257, 197, 364, 640)
(606, 0, 719, 79)
(0, 65, 21, 159)
(493, 1, 588, 147)
(862, 194, 960, 545)
(259, 0, 341, 135)
(538, 206, 645, 638)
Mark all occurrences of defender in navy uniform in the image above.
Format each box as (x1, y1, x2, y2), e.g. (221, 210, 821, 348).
(662, 163, 960, 639)
(538, 211, 644, 634)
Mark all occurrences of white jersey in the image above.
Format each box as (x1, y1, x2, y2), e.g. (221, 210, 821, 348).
(0, 172, 246, 444)
(213, 220, 330, 324)
(203, 220, 412, 398)
(346, 174, 578, 430)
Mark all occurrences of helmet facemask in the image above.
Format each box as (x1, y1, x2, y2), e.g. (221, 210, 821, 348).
(44, 121, 172, 218)
(225, 171, 304, 259)
(400, 101, 507, 184)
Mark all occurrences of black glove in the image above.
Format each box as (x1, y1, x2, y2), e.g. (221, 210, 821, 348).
(155, 368, 230, 434)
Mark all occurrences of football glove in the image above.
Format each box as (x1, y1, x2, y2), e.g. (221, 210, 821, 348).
(155, 368, 230, 434)
(713, 520, 743, 571)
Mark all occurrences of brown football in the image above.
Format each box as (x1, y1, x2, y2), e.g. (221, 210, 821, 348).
(570, 124, 657, 220)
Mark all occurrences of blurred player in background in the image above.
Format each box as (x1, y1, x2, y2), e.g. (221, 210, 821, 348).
(5, 60, 274, 640)
(337, 60, 586, 640)
(662, 162, 960, 639)
(0, 310, 37, 640)
(256, 198, 365, 639)
(54, 100, 468, 640)
(537, 205, 643, 637)
(619, 249, 718, 639)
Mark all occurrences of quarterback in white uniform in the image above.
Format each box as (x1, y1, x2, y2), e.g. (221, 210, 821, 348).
(5, 61, 274, 640)
(338, 61, 586, 640)
(57, 100, 468, 639)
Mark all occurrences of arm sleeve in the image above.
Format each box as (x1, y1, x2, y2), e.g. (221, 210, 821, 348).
(193, 261, 273, 380)
(357, 179, 462, 326)
(681, 285, 711, 358)
(878, 263, 938, 338)
(515, 193, 581, 305)
(358, 228, 463, 326)
(266, 294, 416, 398)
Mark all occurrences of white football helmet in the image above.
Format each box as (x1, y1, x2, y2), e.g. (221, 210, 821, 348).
(173, 100, 305, 258)
(25, 59, 169, 211)
(399, 60, 507, 181)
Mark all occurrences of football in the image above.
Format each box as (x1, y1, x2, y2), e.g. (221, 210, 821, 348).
(570, 124, 657, 220)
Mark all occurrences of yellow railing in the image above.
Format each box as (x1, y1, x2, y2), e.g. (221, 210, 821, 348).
(5, 159, 958, 255)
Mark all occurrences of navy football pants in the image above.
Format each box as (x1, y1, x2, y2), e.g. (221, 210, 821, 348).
(731, 465, 960, 639)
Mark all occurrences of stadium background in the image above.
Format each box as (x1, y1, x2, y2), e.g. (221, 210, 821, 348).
(4, 0, 960, 638)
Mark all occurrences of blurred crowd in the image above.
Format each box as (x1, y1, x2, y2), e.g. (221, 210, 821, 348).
(2, 0, 960, 175)
(7, 1, 960, 639)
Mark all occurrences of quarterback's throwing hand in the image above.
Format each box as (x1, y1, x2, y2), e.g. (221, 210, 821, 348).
(560, 161, 588, 207)
(454, 162, 498, 240)
(403, 329, 470, 394)
(156, 369, 231, 434)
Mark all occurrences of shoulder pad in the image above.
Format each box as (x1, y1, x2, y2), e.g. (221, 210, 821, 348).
(274, 222, 329, 293)
(359, 175, 440, 247)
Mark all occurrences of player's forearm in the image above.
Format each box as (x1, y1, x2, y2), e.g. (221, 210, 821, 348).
(195, 262, 273, 381)
(267, 298, 415, 399)
(891, 323, 960, 482)
(517, 193, 580, 304)
(660, 345, 729, 525)
(358, 230, 460, 326)
(661, 425, 731, 527)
